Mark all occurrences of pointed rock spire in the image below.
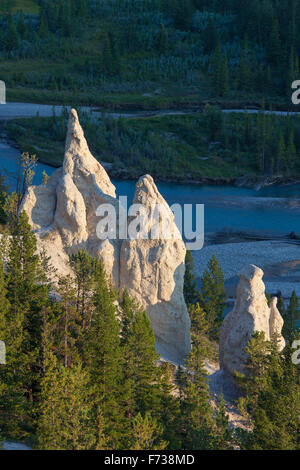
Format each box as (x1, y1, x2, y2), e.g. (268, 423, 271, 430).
(219, 264, 285, 377)
(64, 109, 116, 198)
(120, 174, 191, 361)
(21, 110, 191, 361)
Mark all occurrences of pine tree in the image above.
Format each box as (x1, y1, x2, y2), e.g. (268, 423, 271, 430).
(103, 33, 114, 75)
(239, 36, 253, 91)
(0, 212, 50, 437)
(83, 262, 123, 448)
(200, 255, 227, 339)
(203, 18, 218, 55)
(286, 129, 297, 170)
(239, 334, 300, 450)
(276, 133, 286, 174)
(283, 290, 300, 342)
(184, 250, 199, 306)
(6, 211, 49, 404)
(5, 14, 19, 51)
(16, 11, 26, 39)
(221, 54, 230, 97)
(0, 256, 9, 339)
(130, 412, 167, 450)
(56, 275, 81, 368)
(159, 362, 180, 449)
(236, 332, 272, 417)
(38, 10, 49, 38)
(37, 352, 95, 450)
(70, 249, 97, 331)
(173, 0, 195, 31)
(277, 295, 286, 318)
(120, 291, 161, 418)
(214, 394, 234, 450)
(212, 42, 228, 97)
(180, 328, 214, 449)
(267, 18, 282, 67)
(157, 23, 168, 55)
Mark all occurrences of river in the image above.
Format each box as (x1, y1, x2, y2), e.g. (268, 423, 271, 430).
(1, 102, 300, 236)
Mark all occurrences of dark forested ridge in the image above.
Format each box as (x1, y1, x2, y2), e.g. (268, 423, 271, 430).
(1, 0, 300, 108)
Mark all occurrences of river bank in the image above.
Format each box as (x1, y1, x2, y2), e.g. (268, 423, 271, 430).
(3, 102, 300, 189)
(6, 88, 300, 113)
(3, 139, 300, 190)
(106, 168, 300, 190)
(193, 240, 300, 300)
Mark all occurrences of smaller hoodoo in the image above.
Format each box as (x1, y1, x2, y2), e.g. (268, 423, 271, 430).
(219, 264, 285, 377)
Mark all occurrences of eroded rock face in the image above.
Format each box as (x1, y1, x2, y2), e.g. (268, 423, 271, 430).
(21, 109, 191, 360)
(120, 175, 191, 359)
(21, 109, 120, 282)
(219, 264, 285, 377)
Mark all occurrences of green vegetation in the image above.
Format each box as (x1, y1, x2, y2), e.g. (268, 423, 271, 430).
(236, 331, 300, 450)
(199, 254, 227, 340)
(184, 250, 200, 307)
(282, 290, 300, 342)
(0, 170, 299, 449)
(0, 1, 39, 15)
(6, 106, 300, 180)
(1, 0, 300, 109)
(0, 211, 232, 449)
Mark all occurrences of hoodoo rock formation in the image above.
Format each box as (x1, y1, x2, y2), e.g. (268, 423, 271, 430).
(21, 109, 191, 360)
(120, 174, 190, 358)
(219, 264, 285, 377)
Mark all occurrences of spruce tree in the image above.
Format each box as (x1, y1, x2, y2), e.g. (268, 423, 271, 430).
(159, 361, 181, 449)
(5, 14, 19, 52)
(16, 11, 26, 38)
(200, 254, 227, 339)
(5, 211, 49, 406)
(184, 250, 199, 306)
(203, 18, 218, 55)
(286, 130, 297, 170)
(83, 262, 123, 448)
(37, 352, 95, 450)
(239, 334, 300, 450)
(283, 290, 300, 342)
(236, 332, 272, 417)
(267, 18, 282, 67)
(130, 412, 167, 450)
(277, 133, 286, 174)
(120, 291, 161, 418)
(56, 275, 81, 368)
(239, 36, 253, 91)
(0, 256, 9, 339)
(214, 394, 234, 450)
(70, 249, 97, 331)
(157, 23, 168, 55)
(180, 328, 214, 449)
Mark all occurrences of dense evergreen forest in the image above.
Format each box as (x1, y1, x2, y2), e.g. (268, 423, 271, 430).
(0, 205, 299, 449)
(0, 0, 300, 108)
(0, 173, 298, 449)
